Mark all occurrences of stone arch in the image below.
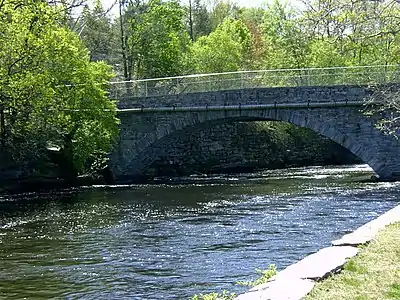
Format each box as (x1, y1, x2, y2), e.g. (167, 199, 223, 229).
(112, 105, 399, 180)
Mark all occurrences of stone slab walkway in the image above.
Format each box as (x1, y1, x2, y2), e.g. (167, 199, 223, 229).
(235, 204, 400, 300)
(332, 204, 400, 246)
(236, 278, 315, 300)
(276, 246, 359, 281)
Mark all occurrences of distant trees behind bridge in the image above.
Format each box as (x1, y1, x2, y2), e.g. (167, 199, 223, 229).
(78, 0, 400, 79)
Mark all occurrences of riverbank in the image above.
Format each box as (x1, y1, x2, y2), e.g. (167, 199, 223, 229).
(306, 222, 400, 300)
(236, 204, 400, 300)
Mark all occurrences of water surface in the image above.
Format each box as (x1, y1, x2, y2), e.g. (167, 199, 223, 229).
(0, 165, 399, 299)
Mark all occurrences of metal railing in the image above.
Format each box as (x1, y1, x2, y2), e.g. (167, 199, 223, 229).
(109, 65, 400, 99)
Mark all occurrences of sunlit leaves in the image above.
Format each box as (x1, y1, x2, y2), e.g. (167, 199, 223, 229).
(125, 0, 190, 79)
(190, 18, 252, 73)
(0, 0, 118, 176)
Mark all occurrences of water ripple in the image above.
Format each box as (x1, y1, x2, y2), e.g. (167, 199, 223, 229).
(0, 164, 399, 299)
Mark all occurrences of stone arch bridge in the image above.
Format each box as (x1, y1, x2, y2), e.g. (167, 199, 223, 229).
(109, 66, 400, 181)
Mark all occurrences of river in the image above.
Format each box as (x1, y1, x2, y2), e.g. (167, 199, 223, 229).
(0, 164, 399, 299)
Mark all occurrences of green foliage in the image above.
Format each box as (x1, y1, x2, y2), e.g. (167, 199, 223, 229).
(189, 0, 212, 41)
(302, 0, 400, 66)
(237, 264, 277, 287)
(126, 0, 191, 79)
(191, 290, 236, 300)
(238, 7, 264, 27)
(387, 283, 400, 299)
(307, 38, 347, 67)
(190, 18, 253, 73)
(262, 0, 311, 69)
(80, 0, 114, 62)
(0, 0, 119, 177)
(191, 265, 276, 299)
(107, 0, 400, 80)
(209, 0, 240, 31)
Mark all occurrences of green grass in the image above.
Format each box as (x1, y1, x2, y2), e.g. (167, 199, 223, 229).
(237, 264, 277, 287)
(191, 290, 236, 300)
(190, 265, 277, 299)
(306, 223, 400, 300)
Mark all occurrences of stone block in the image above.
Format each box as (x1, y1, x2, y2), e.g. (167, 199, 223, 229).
(235, 278, 315, 300)
(276, 246, 359, 281)
(332, 205, 400, 246)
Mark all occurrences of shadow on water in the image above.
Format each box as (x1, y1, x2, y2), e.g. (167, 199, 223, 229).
(0, 164, 399, 299)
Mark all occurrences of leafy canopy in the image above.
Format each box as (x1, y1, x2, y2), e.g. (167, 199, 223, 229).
(0, 0, 119, 175)
(190, 18, 252, 73)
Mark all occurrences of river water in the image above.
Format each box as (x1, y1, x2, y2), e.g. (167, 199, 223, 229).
(0, 164, 399, 299)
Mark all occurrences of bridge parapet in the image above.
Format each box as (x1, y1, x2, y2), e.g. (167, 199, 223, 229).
(116, 85, 373, 109)
(111, 65, 400, 102)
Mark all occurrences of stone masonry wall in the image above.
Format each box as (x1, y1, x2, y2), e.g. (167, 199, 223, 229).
(141, 121, 359, 177)
(111, 85, 400, 181)
(117, 86, 373, 109)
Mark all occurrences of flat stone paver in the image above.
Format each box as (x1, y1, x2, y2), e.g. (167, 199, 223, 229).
(276, 246, 358, 281)
(235, 278, 315, 300)
(332, 205, 400, 246)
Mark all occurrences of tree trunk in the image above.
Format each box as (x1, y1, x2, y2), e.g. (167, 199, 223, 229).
(189, 0, 194, 41)
(0, 105, 5, 151)
(60, 127, 79, 184)
(119, 0, 129, 81)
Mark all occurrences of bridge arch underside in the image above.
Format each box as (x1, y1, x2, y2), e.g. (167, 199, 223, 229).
(112, 107, 400, 181)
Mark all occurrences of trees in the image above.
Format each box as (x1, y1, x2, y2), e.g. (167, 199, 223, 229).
(190, 18, 253, 73)
(187, 0, 212, 41)
(0, 0, 119, 180)
(237, 8, 266, 69)
(80, 0, 114, 62)
(117, 0, 190, 80)
(132, 0, 191, 78)
(261, 0, 311, 69)
(302, 0, 400, 66)
(209, 0, 240, 31)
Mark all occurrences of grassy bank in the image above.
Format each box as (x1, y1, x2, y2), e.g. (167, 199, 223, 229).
(306, 222, 400, 300)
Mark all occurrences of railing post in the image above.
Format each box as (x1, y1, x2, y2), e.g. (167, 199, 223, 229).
(176, 77, 180, 94)
(110, 83, 115, 99)
(126, 81, 132, 97)
(145, 81, 148, 97)
(384, 66, 387, 84)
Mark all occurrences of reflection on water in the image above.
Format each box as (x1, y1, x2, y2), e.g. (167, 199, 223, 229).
(0, 165, 399, 299)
